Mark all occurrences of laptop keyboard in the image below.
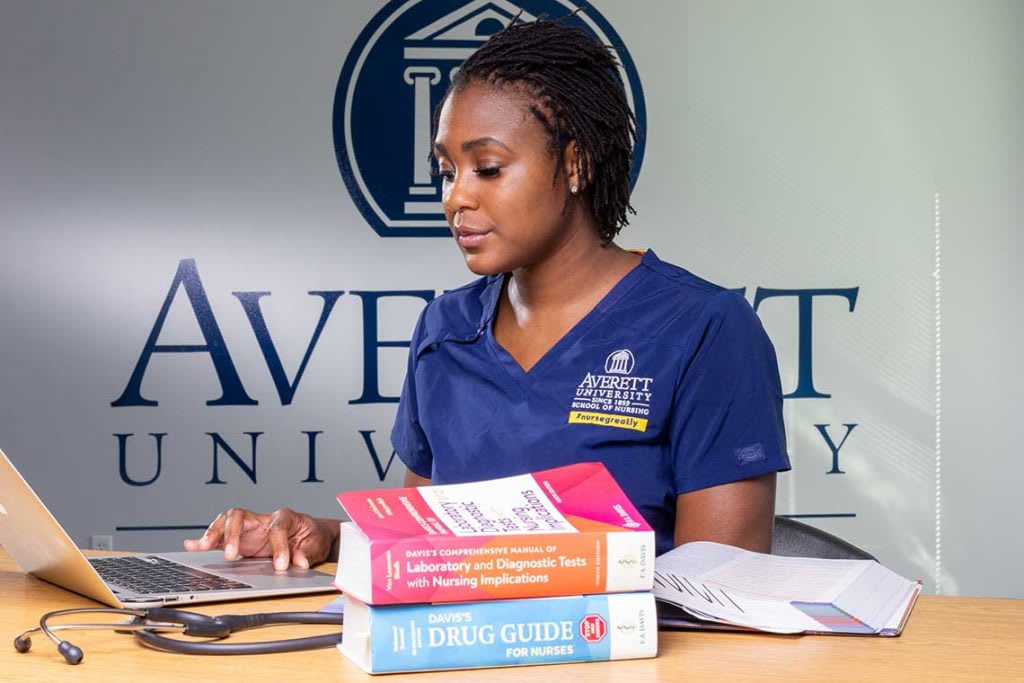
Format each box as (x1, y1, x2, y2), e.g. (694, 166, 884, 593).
(89, 555, 252, 595)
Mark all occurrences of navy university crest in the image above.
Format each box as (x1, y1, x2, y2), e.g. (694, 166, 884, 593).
(333, 0, 647, 237)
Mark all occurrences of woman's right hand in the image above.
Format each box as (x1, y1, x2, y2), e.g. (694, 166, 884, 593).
(183, 507, 340, 571)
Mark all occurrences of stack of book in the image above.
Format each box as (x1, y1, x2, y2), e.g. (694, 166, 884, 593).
(333, 462, 658, 674)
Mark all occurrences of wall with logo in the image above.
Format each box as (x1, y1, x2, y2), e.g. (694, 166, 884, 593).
(1, 0, 1020, 597)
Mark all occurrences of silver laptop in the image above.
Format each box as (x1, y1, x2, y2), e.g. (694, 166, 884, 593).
(0, 447, 337, 607)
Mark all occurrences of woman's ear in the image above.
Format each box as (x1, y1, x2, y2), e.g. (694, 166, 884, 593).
(562, 140, 588, 192)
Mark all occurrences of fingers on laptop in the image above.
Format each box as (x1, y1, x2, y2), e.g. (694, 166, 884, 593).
(183, 512, 222, 552)
(184, 507, 255, 559)
(183, 507, 322, 571)
(221, 508, 247, 560)
(268, 509, 298, 571)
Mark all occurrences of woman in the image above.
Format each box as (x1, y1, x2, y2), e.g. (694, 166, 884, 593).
(185, 18, 790, 571)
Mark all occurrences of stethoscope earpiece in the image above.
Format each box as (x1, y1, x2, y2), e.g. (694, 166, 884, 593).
(58, 640, 84, 665)
(13, 634, 32, 653)
(11, 632, 82, 665)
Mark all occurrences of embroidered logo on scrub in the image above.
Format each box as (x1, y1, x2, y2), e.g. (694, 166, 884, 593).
(568, 350, 654, 432)
(735, 443, 767, 466)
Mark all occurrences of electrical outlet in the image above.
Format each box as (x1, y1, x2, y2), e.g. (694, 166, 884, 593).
(90, 534, 113, 551)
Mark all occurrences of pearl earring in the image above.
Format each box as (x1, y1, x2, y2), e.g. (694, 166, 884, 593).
(570, 185, 579, 195)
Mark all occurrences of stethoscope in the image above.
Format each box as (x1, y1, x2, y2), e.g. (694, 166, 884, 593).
(14, 606, 344, 664)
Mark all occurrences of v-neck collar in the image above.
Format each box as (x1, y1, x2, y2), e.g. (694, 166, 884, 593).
(480, 250, 656, 384)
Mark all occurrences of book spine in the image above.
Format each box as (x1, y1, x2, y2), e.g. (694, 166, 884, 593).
(343, 592, 657, 673)
(346, 529, 653, 604)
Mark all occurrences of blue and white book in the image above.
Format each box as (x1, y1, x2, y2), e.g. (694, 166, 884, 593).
(339, 592, 657, 673)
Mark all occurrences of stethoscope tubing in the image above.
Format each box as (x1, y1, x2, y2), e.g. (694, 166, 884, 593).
(14, 606, 344, 664)
(132, 618, 342, 656)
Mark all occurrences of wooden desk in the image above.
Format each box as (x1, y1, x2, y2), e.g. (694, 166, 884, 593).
(1, 549, 1022, 682)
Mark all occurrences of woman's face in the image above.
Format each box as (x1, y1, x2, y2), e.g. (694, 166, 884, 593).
(433, 82, 581, 276)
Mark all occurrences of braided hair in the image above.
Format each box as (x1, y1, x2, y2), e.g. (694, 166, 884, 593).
(433, 17, 638, 243)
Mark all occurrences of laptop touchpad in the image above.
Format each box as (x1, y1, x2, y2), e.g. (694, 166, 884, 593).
(203, 559, 326, 579)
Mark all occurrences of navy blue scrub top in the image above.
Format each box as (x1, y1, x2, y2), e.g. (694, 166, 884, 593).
(391, 250, 790, 555)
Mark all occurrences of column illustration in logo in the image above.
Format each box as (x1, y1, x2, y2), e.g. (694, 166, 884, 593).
(605, 349, 635, 375)
(333, 0, 647, 237)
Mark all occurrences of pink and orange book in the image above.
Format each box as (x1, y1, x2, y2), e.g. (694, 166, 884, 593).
(334, 462, 655, 605)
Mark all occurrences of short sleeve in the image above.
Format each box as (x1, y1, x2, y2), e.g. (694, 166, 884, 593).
(670, 290, 791, 494)
(390, 308, 434, 479)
